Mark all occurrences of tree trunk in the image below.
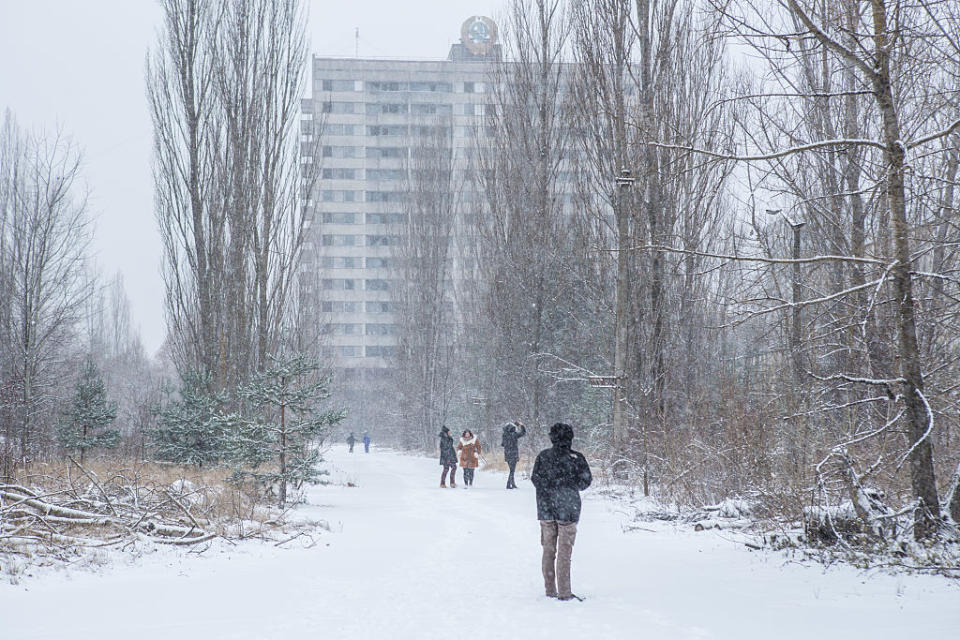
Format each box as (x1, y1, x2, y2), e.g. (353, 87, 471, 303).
(279, 374, 287, 508)
(869, 0, 940, 539)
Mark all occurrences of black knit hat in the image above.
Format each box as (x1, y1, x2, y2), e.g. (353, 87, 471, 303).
(441, 425, 450, 434)
(549, 422, 574, 445)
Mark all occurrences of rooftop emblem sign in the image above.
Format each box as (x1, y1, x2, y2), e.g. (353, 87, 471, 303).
(461, 16, 498, 56)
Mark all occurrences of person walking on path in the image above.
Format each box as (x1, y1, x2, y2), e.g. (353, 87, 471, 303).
(439, 426, 457, 488)
(501, 421, 527, 489)
(347, 432, 356, 453)
(362, 432, 371, 453)
(531, 423, 592, 601)
(456, 430, 482, 488)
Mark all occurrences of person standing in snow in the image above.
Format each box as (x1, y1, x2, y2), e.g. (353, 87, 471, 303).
(362, 432, 371, 453)
(501, 421, 526, 489)
(346, 432, 356, 453)
(531, 423, 592, 601)
(439, 426, 457, 488)
(456, 429, 482, 488)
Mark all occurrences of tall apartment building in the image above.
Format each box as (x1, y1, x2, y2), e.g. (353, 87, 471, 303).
(300, 17, 500, 411)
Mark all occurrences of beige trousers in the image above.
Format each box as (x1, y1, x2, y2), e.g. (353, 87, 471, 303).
(540, 520, 578, 598)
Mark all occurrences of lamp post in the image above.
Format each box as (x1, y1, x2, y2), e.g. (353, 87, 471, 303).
(612, 169, 635, 453)
(470, 396, 492, 445)
(766, 209, 805, 380)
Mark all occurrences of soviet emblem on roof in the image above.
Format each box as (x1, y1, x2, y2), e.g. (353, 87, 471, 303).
(461, 16, 498, 56)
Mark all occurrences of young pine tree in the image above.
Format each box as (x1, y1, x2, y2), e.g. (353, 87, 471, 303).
(231, 354, 345, 507)
(151, 371, 228, 467)
(57, 358, 120, 464)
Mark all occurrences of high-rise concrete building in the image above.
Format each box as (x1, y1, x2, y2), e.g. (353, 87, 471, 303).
(300, 17, 500, 411)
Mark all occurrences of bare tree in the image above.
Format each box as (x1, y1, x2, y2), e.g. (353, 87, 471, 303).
(148, 0, 223, 381)
(0, 113, 93, 466)
(474, 0, 585, 440)
(570, 0, 736, 490)
(695, 0, 960, 539)
(394, 124, 460, 449)
(149, 0, 312, 391)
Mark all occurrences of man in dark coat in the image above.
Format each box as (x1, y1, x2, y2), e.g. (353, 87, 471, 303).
(438, 425, 457, 488)
(346, 432, 356, 453)
(530, 422, 592, 601)
(501, 421, 527, 489)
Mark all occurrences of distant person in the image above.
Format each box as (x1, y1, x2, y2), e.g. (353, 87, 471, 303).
(531, 423, 592, 601)
(501, 421, 526, 489)
(362, 432, 371, 453)
(456, 429, 482, 488)
(439, 425, 457, 488)
(346, 432, 356, 453)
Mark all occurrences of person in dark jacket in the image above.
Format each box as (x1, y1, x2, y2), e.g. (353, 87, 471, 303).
(530, 422, 592, 601)
(346, 432, 356, 453)
(501, 421, 526, 489)
(438, 426, 457, 488)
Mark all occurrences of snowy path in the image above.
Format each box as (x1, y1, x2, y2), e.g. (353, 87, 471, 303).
(1, 446, 958, 639)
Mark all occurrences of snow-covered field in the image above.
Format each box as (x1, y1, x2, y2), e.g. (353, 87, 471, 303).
(2, 445, 957, 639)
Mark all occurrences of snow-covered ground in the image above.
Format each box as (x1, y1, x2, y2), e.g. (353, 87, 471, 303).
(2, 445, 957, 639)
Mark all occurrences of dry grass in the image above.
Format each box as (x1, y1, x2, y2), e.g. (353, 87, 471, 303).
(480, 457, 530, 473)
(1, 456, 327, 581)
(14, 458, 272, 525)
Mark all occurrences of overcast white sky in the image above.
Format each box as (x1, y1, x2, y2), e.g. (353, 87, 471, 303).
(0, 0, 499, 356)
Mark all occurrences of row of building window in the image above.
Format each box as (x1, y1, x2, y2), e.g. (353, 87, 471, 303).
(318, 145, 462, 159)
(321, 278, 395, 291)
(321, 212, 406, 225)
(319, 190, 411, 204)
(321, 169, 452, 181)
(366, 124, 456, 137)
(325, 345, 398, 358)
(320, 167, 498, 182)
(320, 142, 491, 158)
(321, 301, 393, 313)
(317, 190, 483, 205)
(318, 190, 403, 203)
(319, 256, 393, 269)
(324, 323, 398, 336)
(365, 81, 452, 93)
(319, 101, 489, 116)
(320, 234, 401, 247)
(319, 79, 486, 93)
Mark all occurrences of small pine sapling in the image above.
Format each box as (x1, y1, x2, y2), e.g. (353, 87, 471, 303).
(57, 358, 120, 464)
(231, 353, 345, 507)
(151, 370, 229, 467)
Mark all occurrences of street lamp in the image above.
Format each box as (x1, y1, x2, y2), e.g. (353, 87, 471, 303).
(470, 396, 492, 444)
(611, 169, 635, 449)
(615, 168, 636, 188)
(588, 375, 620, 388)
(766, 209, 805, 380)
(608, 167, 637, 485)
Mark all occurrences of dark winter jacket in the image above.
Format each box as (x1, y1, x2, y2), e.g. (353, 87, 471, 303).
(531, 423, 592, 523)
(501, 423, 526, 463)
(439, 430, 457, 466)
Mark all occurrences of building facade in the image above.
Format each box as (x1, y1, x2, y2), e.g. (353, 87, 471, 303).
(300, 18, 499, 408)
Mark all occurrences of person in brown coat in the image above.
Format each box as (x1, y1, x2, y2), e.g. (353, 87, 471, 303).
(456, 430, 482, 487)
